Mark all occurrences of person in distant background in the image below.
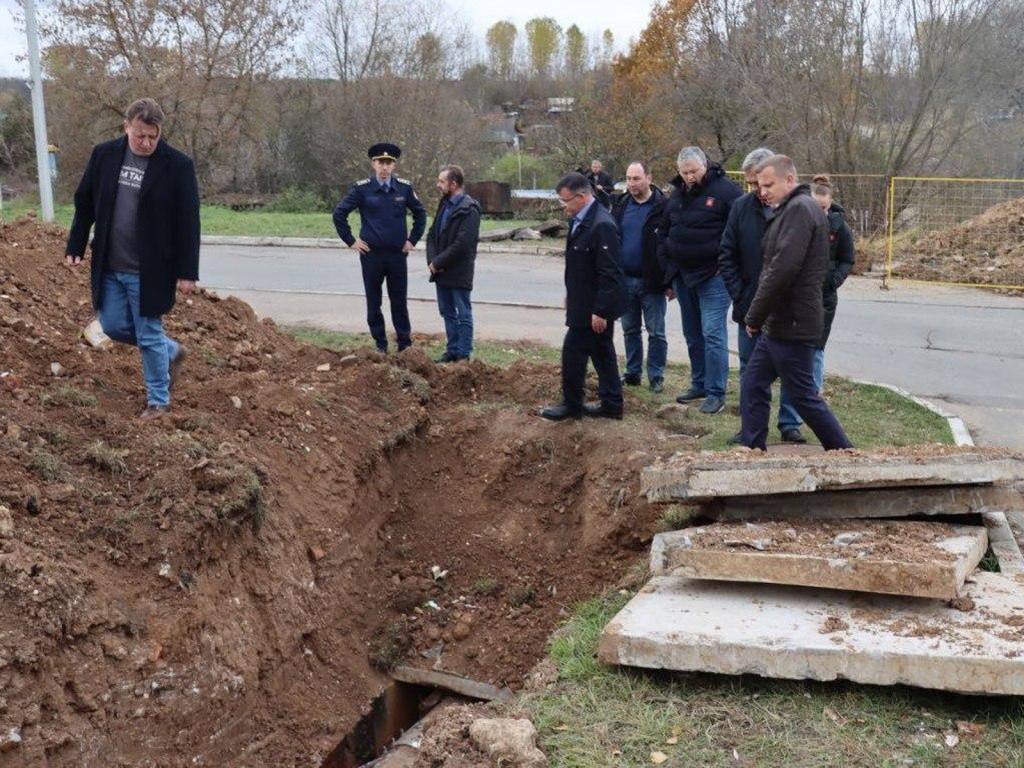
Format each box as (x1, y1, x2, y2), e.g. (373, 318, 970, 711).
(810, 174, 856, 393)
(585, 159, 614, 208)
(65, 97, 199, 421)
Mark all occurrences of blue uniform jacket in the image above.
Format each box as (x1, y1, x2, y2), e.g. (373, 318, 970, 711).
(333, 176, 427, 254)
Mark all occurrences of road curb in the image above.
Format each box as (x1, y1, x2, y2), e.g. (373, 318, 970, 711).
(852, 379, 975, 446)
(200, 234, 563, 256)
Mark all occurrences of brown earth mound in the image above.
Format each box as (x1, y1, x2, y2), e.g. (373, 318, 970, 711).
(0, 218, 668, 766)
(887, 196, 1024, 287)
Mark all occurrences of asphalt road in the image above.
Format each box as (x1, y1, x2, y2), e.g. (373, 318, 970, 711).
(200, 243, 1024, 449)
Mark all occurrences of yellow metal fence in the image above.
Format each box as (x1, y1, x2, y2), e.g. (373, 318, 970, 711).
(885, 176, 1024, 290)
(724, 169, 1024, 290)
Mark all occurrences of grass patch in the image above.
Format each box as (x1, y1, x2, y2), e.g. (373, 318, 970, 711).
(472, 577, 502, 597)
(368, 622, 413, 672)
(41, 384, 98, 409)
(29, 450, 70, 481)
(658, 504, 701, 532)
(86, 440, 129, 475)
(523, 592, 1024, 767)
(508, 585, 537, 607)
(0, 200, 537, 238)
(216, 469, 266, 532)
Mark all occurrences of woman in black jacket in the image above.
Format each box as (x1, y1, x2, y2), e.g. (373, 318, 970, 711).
(810, 174, 856, 393)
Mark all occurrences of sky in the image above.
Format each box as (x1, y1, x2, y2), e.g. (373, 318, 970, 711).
(0, 0, 658, 78)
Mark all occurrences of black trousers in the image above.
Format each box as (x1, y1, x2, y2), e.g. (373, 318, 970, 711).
(740, 333, 853, 451)
(360, 251, 411, 351)
(561, 324, 623, 413)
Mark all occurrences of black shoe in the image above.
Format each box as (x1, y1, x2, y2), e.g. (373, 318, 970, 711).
(540, 404, 583, 421)
(583, 402, 624, 420)
(622, 373, 641, 386)
(699, 396, 726, 415)
(780, 428, 808, 444)
(375, 346, 388, 354)
(676, 387, 706, 403)
(727, 430, 743, 445)
(649, 378, 664, 394)
(435, 352, 456, 363)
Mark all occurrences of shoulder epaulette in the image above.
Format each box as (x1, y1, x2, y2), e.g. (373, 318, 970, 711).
(356, 178, 371, 186)
(395, 177, 411, 186)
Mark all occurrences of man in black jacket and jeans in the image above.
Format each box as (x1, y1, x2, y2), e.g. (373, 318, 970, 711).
(612, 161, 669, 393)
(541, 173, 627, 421)
(741, 155, 853, 451)
(65, 97, 199, 421)
(426, 165, 481, 362)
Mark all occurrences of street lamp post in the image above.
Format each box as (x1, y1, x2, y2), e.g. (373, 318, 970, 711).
(24, 0, 55, 222)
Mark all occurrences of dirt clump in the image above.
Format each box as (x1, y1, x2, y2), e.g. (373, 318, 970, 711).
(0, 217, 669, 766)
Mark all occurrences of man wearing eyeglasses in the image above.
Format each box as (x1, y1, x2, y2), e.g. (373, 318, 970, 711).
(333, 142, 427, 353)
(540, 173, 627, 421)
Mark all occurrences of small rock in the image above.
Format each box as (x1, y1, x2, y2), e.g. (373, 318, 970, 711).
(0, 727, 22, 753)
(24, 487, 41, 516)
(158, 563, 173, 580)
(0, 506, 13, 538)
(339, 354, 358, 367)
(656, 403, 689, 419)
(5, 423, 22, 441)
(452, 620, 472, 641)
(50, 362, 65, 377)
(650, 752, 669, 765)
(468, 718, 547, 768)
(833, 532, 864, 547)
(230, 396, 242, 409)
(316, 363, 331, 372)
(309, 545, 326, 562)
(82, 319, 112, 349)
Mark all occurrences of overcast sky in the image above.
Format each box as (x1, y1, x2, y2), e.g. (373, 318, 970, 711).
(0, 0, 658, 78)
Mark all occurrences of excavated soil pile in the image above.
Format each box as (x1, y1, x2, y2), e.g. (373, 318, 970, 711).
(0, 218, 665, 766)
(888, 196, 1024, 287)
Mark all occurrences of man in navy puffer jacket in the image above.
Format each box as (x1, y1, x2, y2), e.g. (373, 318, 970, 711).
(658, 146, 741, 414)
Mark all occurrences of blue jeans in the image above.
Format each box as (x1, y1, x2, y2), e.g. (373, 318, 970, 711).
(813, 348, 825, 392)
(621, 276, 668, 382)
(737, 325, 802, 432)
(98, 271, 179, 407)
(435, 285, 473, 359)
(673, 274, 730, 398)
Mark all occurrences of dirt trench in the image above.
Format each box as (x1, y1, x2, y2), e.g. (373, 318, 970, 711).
(0, 217, 667, 766)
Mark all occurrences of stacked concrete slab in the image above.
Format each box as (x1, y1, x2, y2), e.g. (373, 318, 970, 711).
(600, 448, 1024, 695)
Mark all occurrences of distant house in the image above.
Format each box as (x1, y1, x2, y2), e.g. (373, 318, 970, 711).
(546, 97, 575, 115)
(482, 114, 524, 151)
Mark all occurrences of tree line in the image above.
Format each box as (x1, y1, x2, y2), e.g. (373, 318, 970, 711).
(1, 0, 1021, 209)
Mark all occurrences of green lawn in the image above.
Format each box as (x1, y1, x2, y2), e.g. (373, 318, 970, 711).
(285, 327, 953, 450)
(0, 199, 538, 239)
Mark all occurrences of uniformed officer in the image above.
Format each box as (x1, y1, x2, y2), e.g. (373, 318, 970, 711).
(333, 143, 427, 352)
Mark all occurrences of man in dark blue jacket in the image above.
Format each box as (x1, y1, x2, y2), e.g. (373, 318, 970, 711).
(425, 165, 481, 363)
(65, 97, 199, 421)
(658, 146, 741, 415)
(333, 143, 427, 353)
(718, 147, 805, 444)
(541, 173, 627, 421)
(612, 161, 669, 393)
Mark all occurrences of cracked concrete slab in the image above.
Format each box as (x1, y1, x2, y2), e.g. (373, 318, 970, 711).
(599, 573, 1024, 695)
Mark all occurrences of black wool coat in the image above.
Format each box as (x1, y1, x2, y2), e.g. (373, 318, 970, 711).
(612, 186, 669, 295)
(717, 191, 774, 324)
(658, 163, 742, 287)
(819, 202, 857, 348)
(745, 185, 829, 344)
(66, 136, 200, 318)
(564, 202, 627, 328)
(425, 194, 482, 291)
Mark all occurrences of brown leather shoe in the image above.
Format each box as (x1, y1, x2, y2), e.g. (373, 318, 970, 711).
(170, 346, 188, 391)
(139, 405, 171, 421)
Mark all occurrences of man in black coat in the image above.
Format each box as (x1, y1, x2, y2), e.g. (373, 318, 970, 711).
(612, 161, 669, 392)
(741, 155, 853, 451)
(586, 160, 614, 199)
(425, 165, 481, 362)
(718, 147, 804, 444)
(658, 146, 741, 415)
(541, 172, 627, 421)
(65, 97, 200, 420)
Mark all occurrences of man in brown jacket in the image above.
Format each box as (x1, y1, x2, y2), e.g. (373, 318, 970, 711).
(739, 155, 853, 451)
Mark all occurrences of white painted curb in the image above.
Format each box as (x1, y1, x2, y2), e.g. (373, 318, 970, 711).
(853, 379, 975, 447)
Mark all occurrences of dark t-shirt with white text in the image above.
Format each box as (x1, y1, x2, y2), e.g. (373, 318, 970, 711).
(108, 148, 149, 273)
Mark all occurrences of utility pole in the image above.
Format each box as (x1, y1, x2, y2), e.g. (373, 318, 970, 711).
(24, 0, 55, 222)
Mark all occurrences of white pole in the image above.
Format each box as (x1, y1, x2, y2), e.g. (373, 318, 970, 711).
(24, 0, 55, 223)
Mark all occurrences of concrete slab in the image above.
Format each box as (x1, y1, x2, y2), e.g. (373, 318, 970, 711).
(391, 666, 513, 703)
(708, 484, 1024, 522)
(651, 521, 987, 599)
(598, 573, 1024, 695)
(642, 451, 1024, 502)
(983, 512, 1024, 578)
